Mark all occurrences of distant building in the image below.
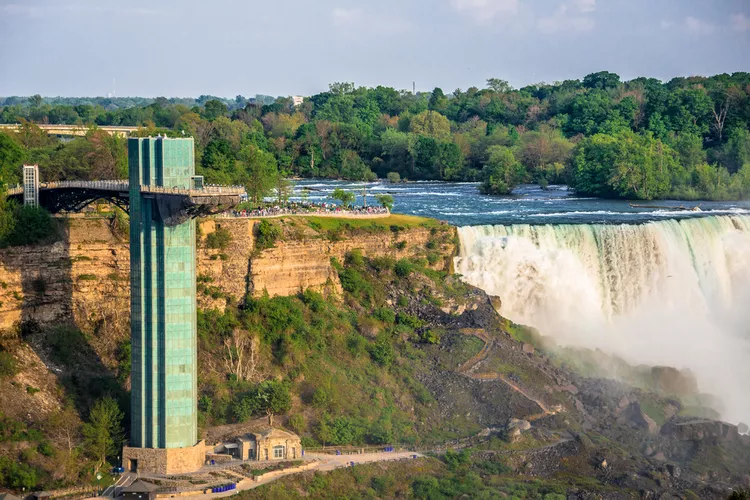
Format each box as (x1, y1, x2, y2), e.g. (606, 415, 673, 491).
(0, 491, 22, 500)
(291, 95, 305, 107)
(117, 480, 158, 500)
(215, 428, 302, 461)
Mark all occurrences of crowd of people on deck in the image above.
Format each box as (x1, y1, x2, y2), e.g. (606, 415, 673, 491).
(221, 202, 389, 218)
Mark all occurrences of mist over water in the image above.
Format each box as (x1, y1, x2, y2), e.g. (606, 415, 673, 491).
(455, 216, 750, 424)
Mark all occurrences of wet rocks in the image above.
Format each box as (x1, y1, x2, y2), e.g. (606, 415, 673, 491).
(650, 366, 698, 396)
(619, 402, 660, 435)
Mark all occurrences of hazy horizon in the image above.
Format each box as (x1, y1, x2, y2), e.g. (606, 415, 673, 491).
(1, 0, 749, 98)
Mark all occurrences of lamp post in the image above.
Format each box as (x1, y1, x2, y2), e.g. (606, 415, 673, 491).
(96, 472, 103, 496)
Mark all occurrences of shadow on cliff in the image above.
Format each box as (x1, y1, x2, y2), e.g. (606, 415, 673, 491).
(0, 216, 129, 421)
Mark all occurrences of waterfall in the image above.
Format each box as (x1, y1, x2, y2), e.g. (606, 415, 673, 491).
(455, 215, 750, 423)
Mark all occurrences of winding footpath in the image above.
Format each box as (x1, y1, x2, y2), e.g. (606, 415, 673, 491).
(457, 328, 553, 421)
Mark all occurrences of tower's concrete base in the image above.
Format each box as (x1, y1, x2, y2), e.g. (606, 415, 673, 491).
(122, 440, 206, 475)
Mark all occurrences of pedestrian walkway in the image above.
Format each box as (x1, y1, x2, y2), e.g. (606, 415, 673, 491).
(186, 451, 422, 499)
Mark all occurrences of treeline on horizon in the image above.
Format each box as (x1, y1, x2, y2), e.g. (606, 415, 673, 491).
(1, 71, 750, 201)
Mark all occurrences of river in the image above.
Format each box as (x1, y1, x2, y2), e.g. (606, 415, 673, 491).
(292, 180, 750, 424)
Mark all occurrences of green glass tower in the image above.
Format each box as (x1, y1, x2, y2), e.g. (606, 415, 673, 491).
(129, 137, 197, 450)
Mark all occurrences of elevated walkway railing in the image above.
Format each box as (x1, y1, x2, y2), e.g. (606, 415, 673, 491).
(5, 181, 246, 197)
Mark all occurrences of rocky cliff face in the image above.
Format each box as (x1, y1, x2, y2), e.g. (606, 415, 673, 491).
(0, 216, 455, 331)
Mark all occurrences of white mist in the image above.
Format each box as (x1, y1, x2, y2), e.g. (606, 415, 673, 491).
(455, 215, 750, 424)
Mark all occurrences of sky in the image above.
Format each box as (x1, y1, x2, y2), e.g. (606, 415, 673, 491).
(0, 0, 748, 98)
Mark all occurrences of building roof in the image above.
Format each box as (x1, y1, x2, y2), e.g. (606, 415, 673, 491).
(0, 492, 22, 500)
(122, 480, 159, 493)
(256, 428, 299, 441)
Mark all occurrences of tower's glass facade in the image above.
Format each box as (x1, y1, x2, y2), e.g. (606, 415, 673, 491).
(129, 137, 197, 449)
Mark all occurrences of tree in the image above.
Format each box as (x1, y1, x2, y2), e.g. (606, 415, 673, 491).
(428, 87, 448, 112)
(570, 131, 677, 199)
(223, 328, 259, 382)
(386, 172, 401, 183)
(375, 194, 394, 211)
(723, 127, 750, 173)
(486, 78, 512, 93)
(409, 111, 451, 141)
(330, 188, 355, 208)
(360, 168, 377, 207)
(82, 397, 124, 471)
(27, 94, 43, 107)
(480, 146, 524, 195)
(0, 132, 26, 185)
(203, 99, 228, 121)
(583, 71, 621, 90)
(237, 145, 279, 205)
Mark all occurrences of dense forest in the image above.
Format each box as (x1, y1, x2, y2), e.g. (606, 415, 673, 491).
(2, 71, 750, 200)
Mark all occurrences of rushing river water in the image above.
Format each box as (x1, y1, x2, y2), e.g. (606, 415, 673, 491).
(291, 179, 750, 226)
(292, 180, 750, 424)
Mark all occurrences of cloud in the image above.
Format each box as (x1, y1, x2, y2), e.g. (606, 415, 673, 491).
(331, 7, 412, 35)
(659, 20, 675, 30)
(332, 7, 364, 27)
(449, 0, 519, 24)
(1, 2, 158, 18)
(731, 13, 750, 31)
(684, 16, 715, 35)
(571, 0, 595, 13)
(537, 0, 596, 34)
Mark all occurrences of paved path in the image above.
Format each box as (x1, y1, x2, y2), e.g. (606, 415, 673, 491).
(186, 451, 422, 499)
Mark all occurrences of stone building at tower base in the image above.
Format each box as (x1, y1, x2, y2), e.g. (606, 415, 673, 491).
(122, 440, 207, 475)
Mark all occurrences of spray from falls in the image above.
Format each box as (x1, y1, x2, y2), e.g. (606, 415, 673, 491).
(455, 215, 750, 423)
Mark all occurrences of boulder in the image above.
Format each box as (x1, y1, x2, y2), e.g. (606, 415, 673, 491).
(507, 427, 522, 443)
(620, 403, 660, 434)
(651, 366, 699, 396)
(522, 343, 535, 354)
(666, 464, 681, 478)
(738, 422, 749, 434)
(507, 418, 531, 431)
(488, 295, 502, 311)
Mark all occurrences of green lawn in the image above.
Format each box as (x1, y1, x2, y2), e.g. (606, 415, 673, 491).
(299, 213, 444, 231)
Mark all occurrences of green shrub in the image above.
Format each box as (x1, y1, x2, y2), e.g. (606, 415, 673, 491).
(373, 308, 396, 324)
(206, 226, 232, 249)
(394, 240, 407, 250)
(0, 351, 17, 379)
(0, 204, 57, 248)
(369, 256, 395, 273)
(116, 340, 131, 382)
(25, 386, 40, 395)
(427, 252, 441, 265)
(394, 259, 413, 278)
(37, 441, 55, 457)
(0, 456, 38, 490)
(397, 313, 423, 330)
(288, 414, 306, 434)
(77, 274, 97, 281)
(47, 326, 88, 366)
(419, 329, 440, 344)
(255, 220, 281, 251)
(368, 339, 394, 367)
(233, 380, 292, 423)
(345, 249, 365, 267)
(397, 295, 408, 307)
(338, 267, 372, 301)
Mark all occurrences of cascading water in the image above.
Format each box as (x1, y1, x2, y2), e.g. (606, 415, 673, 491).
(455, 215, 750, 423)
